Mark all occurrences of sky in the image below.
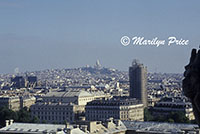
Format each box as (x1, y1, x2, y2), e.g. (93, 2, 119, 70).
(0, 0, 200, 74)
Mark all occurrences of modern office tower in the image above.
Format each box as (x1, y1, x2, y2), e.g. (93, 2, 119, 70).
(129, 59, 147, 107)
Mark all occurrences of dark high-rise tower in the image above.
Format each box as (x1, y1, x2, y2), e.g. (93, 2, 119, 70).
(129, 59, 147, 107)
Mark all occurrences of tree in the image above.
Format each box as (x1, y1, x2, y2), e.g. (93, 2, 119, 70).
(144, 108, 153, 121)
(168, 118, 174, 123)
(144, 108, 191, 124)
(170, 112, 190, 123)
(0, 106, 18, 127)
(17, 107, 32, 123)
(0, 106, 39, 127)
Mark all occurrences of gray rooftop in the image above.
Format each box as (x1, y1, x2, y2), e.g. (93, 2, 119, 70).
(45, 89, 93, 98)
(123, 121, 199, 133)
(0, 123, 65, 133)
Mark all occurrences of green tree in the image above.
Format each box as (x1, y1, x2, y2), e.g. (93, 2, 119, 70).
(144, 108, 153, 121)
(0, 106, 18, 127)
(170, 112, 190, 123)
(17, 107, 32, 123)
(0, 106, 39, 127)
(145, 108, 191, 124)
(168, 118, 174, 123)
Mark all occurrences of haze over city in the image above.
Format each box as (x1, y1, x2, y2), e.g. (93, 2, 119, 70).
(1, 0, 200, 73)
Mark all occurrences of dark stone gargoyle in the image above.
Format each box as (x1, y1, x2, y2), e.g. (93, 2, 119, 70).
(183, 49, 200, 127)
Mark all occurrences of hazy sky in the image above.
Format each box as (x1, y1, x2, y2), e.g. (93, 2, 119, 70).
(0, 0, 200, 74)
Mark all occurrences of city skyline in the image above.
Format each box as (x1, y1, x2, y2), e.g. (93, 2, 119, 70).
(0, 1, 199, 131)
(0, 0, 200, 73)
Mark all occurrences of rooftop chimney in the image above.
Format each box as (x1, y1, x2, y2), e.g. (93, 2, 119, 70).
(65, 122, 70, 128)
(5, 120, 9, 127)
(10, 119, 14, 125)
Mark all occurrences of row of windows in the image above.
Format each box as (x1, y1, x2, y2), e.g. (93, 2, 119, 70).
(87, 114, 119, 119)
(86, 110, 118, 114)
(86, 107, 119, 110)
(44, 98, 64, 102)
(37, 115, 73, 121)
(120, 115, 129, 119)
(32, 111, 73, 115)
(44, 97, 93, 102)
(31, 107, 72, 111)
